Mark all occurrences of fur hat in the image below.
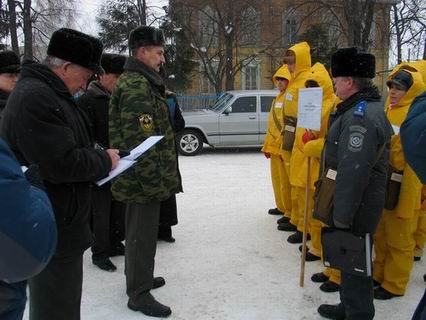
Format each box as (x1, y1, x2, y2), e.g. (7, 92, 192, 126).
(331, 47, 376, 79)
(129, 26, 165, 49)
(0, 50, 20, 74)
(47, 28, 103, 74)
(101, 54, 126, 75)
(386, 69, 413, 91)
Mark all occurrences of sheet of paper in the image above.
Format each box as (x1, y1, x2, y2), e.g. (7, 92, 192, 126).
(297, 87, 323, 131)
(123, 136, 164, 160)
(96, 159, 136, 187)
(96, 135, 164, 186)
(392, 125, 400, 135)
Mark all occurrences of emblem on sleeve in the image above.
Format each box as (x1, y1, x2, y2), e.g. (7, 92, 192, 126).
(348, 125, 367, 152)
(139, 114, 153, 132)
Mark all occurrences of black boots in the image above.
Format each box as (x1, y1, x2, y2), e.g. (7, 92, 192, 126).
(374, 286, 402, 300)
(277, 216, 290, 224)
(128, 292, 171, 318)
(268, 208, 284, 215)
(311, 272, 329, 283)
(287, 231, 310, 244)
(320, 280, 340, 293)
(277, 222, 297, 232)
(317, 303, 346, 320)
(153, 277, 166, 289)
(93, 258, 117, 272)
(110, 242, 125, 257)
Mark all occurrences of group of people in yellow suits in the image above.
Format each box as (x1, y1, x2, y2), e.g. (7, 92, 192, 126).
(262, 41, 426, 300)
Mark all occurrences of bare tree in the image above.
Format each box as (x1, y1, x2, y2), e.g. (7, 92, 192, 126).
(390, 0, 426, 63)
(6, 0, 19, 54)
(171, 0, 280, 93)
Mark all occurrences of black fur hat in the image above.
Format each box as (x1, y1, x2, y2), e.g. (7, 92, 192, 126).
(0, 50, 20, 74)
(129, 26, 165, 49)
(331, 47, 376, 79)
(47, 28, 103, 74)
(101, 54, 126, 75)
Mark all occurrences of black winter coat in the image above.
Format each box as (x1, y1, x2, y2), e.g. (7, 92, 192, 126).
(78, 81, 110, 148)
(0, 90, 8, 124)
(0, 61, 112, 256)
(324, 87, 392, 234)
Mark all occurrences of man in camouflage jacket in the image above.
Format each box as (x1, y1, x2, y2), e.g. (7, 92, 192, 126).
(109, 26, 181, 318)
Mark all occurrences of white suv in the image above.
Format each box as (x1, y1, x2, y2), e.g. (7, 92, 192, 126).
(177, 90, 277, 156)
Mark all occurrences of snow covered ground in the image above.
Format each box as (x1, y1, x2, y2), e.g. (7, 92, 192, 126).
(24, 148, 425, 319)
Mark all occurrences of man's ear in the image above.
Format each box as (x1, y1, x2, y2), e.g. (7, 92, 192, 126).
(61, 62, 72, 75)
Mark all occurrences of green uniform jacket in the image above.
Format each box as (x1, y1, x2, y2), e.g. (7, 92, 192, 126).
(109, 57, 182, 204)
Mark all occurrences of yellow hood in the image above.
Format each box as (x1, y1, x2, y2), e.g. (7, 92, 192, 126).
(305, 62, 335, 101)
(287, 42, 311, 78)
(272, 64, 291, 86)
(386, 65, 426, 109)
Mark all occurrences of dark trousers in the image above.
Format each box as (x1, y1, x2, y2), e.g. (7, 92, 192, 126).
(125, 202, 160, 301)
(339, 271, 375, 320)
(0, 280, 26, 320)
(412, 288, 426, 320)
(110, 199, 125, 247)
(29, 253, 83, 320)
(91, 187, 112, 262)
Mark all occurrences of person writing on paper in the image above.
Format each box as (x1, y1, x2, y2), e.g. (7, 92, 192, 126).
(261, 64, 291, 220)
(109, 26, 182, 318)
(373, 67, 425, 300)
(79, 53, 127, 272)
(0, 28, 119, 320)
(316, 47, 392, 320)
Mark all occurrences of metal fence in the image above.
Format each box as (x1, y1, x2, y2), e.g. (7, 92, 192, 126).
(177, 94, 221, 112)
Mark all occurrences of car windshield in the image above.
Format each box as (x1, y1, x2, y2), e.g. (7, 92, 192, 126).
(210, 93, 233, 111)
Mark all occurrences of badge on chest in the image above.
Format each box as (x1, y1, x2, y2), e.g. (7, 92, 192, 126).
(139, 114, 153, 132)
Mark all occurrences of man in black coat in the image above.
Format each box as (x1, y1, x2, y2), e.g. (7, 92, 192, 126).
(316, 47, 392, 320)
(0, 28, 120, 320)
(78, 53, 127, 271)
(0, 50, 20, 122)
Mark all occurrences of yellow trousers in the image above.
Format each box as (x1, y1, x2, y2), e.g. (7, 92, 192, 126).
(323, 267, 341, 285)
(414, 211, 426, 258)
(270, 154, 292, 217)
(373, 210, 419, 295)
(309, 216, 323, 258)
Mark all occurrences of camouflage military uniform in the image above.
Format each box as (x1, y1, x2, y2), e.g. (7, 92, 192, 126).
(109, 57, 182, 204)
(109, 56, 182, 302)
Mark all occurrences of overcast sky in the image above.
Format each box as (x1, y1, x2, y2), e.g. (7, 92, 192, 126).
(76, 0, 169, 36)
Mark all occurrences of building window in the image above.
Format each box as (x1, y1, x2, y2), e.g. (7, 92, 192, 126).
(240, 6, 261, 46)
(242, 60, 260, 90)
(282, 7, 300, 45)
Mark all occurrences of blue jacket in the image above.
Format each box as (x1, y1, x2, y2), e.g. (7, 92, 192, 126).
(0, 138, 57, 283)
(401, 91, 426, 184)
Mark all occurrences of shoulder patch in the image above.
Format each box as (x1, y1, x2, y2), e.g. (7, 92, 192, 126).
(348, 125, 367, 152)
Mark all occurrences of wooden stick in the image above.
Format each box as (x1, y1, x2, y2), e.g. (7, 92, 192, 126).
(300, 157, 311, 287)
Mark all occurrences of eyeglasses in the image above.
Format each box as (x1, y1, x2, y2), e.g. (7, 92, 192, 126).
(275, 77, 287, 82)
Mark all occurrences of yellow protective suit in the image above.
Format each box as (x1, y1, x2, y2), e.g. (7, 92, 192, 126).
(262, 65, 292, 216)
(280, 41, 312, 227)
(414, 186, 426, 259)
(288, 63, 337, 245)
(373, 66, 426, 295)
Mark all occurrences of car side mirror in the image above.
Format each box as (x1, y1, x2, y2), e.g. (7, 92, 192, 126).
(224, 106, 232, 115)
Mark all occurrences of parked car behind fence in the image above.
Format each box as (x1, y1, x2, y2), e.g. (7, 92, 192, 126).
(176, 90, 278, 156)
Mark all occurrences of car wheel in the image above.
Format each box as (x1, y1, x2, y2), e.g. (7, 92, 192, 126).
(177, 130, 203, 156)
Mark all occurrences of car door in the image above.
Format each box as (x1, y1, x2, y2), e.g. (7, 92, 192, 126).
(218, 95, 258, 145)
(259, 95, 275, 144)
